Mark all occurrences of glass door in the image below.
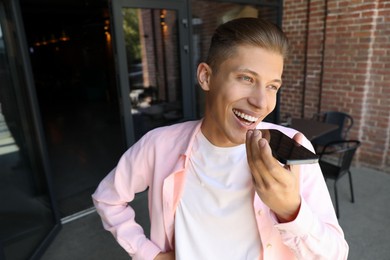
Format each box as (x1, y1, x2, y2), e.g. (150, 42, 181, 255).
(111, 0, 194, 145)
(19, 0, 124, 218)
(0, 0, 60, 259)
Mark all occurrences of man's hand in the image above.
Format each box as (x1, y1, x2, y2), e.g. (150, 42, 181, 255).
(246, 129, 302, 223)
(154, 251, 175, 260)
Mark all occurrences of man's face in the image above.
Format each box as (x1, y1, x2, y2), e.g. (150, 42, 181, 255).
(199, 45, 284, 147)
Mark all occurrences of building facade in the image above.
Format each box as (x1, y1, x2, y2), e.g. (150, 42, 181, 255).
(281, 0, 390, 172)
(0, 0, 389, 259)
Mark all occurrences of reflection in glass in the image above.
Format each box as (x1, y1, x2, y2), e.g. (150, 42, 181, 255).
(122, 8, 183, 140)
(0, 18, 56, 259)
(20, 1, 124, 217)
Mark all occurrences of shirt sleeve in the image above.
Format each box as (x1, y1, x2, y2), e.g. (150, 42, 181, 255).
(258, 124, 349, 259)
(91, 136, 162, 260)
(274, 161, 349, 260)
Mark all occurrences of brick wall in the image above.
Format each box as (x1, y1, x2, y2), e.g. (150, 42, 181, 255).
(359, 0, 390, 172)
(280, 0, 308, 121)
(282, 0, 390, 173)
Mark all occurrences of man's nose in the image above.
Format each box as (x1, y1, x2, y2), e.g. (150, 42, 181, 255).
(248, 87, 268, 109)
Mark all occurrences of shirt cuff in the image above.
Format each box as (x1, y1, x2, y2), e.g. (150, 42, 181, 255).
(274, 199, 314, 237)
(132, 239, 161, 260)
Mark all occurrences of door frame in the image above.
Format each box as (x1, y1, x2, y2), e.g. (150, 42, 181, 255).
(0, 0, 61, 259)
(110, 0, 195, 147)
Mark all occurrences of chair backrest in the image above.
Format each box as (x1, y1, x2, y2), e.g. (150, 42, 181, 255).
(323, 111, 353, 140)
(319, 140, 361, 173)
(312, 111, 354, 146)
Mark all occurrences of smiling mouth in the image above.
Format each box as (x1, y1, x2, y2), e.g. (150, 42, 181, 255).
(233, 109, 259, 125)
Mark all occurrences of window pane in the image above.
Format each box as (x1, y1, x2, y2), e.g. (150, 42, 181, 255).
(0, 15, 56, 259)
(122, 8, 183, 140)
(20, 1, 124, 216)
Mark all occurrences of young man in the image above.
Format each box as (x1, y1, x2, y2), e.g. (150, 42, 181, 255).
(92, 18, 349, 260)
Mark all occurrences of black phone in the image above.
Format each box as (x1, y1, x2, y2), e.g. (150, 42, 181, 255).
(261, 129, 319, 165)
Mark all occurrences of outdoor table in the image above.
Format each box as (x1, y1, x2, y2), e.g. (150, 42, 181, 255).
(288, 118, 339, 141)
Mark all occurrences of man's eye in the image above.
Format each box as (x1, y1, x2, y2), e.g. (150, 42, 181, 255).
(268, 85, 280, 91)
(240, 75, 253, 83)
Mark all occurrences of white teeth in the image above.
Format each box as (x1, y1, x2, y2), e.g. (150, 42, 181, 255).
(233, 109, 258, 123)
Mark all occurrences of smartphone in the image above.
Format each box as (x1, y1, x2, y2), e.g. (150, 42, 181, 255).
(260, 129, 319, 165)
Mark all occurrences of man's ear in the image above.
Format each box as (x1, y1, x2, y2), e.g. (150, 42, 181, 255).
(197, 62, 212, 91)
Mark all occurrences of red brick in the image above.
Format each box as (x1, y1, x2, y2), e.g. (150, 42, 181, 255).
(282, 0, 390, 173)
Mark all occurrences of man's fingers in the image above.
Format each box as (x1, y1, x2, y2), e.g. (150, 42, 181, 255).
(246, 130, 265, 185)
(247, 129, 279, 186)
(293, 132, 304, 145)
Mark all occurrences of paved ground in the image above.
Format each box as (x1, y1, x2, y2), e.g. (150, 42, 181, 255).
(41, 166, 390, 260)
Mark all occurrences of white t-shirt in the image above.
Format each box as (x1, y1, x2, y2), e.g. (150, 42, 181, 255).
(175, 131, 261, 260)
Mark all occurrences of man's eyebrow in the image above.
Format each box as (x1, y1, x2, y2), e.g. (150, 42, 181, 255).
(236, 68, 259, 76)
(271, 79, 283, 85)
(236, 68, 283, 85)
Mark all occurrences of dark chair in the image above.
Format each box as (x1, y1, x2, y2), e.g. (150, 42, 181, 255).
(319, 140, 361, 218)
(311, 111, 354, 151)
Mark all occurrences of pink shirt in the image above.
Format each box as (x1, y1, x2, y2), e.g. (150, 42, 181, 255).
(92, 120, 349, 260)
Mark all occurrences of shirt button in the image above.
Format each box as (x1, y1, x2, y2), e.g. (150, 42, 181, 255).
(257, 209, 262, 216)
(266, 243, 272, 249)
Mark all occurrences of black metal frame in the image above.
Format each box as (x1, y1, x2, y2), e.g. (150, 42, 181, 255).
(0, 0, 61, 258)
(110, 0, 194, 147)
(319, 140, 361, 218)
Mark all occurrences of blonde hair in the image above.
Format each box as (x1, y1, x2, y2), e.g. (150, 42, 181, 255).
(206, 17, 289, 72)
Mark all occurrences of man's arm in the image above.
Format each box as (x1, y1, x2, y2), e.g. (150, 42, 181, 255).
(274, 162, 349, 259)
(246, 129, 348, 259)
(92, 138, 162, 260)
